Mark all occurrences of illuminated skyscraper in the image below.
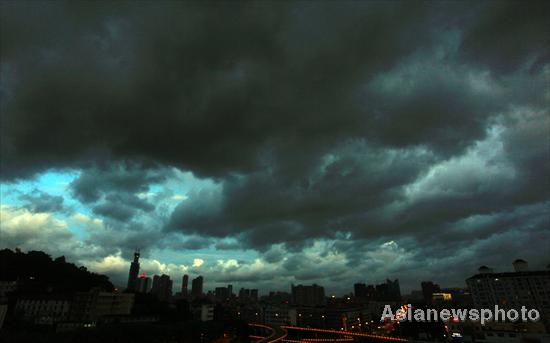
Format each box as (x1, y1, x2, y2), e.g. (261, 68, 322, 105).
(126, 250, 140, 292)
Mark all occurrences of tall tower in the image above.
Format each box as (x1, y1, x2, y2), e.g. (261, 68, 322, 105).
(127, 250, 140, 291)
(227, 284, 233, 297)
(151, 274, 173, 301)
(182, 274, 189, 295)
(191, 275, 203, 298)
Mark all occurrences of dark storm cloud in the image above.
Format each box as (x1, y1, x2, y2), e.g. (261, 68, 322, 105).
(214, 241, 243, 251)
(92, 202, 135, 222)
(70, 163, 167, 203)
(168, 142, 437, 247)
(83, 220, 165, 260)
(92, 192, 156, 221)
(458, 1, 550, 73)
(18, 189, 66, 213)
(262, 246, 285, 264)
(168, 236, 213, 251)
(67, 163, 167, 222)
(167, 108, 548, 247)
(2, 1, 504, 180)
(1, 0, 549, 287)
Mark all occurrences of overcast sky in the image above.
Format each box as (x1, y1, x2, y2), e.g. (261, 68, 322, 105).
(1, 1, 549, 295)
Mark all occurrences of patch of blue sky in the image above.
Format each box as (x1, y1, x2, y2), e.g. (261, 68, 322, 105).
(1, 169, 77, 206)
(0, 169, 93, 239)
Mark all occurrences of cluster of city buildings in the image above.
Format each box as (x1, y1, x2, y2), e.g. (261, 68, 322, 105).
(1, 253, 549, 343)
(402, 260, 550, 342)
(126, 250, 256, 303)
(123, 251, 550, 342)
(0, 284, 134, 332)
(354, 279, 401, 302)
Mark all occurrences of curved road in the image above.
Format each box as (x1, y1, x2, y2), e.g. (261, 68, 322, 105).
(248, 323, 287, 343)
(281, 325, 408, 342)
(250, 323, 406, 342)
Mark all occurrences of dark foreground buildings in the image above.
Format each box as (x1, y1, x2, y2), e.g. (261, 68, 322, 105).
(354, 279, 401, 302)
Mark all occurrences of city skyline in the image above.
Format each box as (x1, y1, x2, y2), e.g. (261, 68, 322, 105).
(1, 1, 549, 296)
(3, 246, 544, 299)
(2, 246, 548, 341)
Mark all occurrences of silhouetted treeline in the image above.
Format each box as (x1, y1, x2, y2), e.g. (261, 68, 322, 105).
(0, 248, 114, 292)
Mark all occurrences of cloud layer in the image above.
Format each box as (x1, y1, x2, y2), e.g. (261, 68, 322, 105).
(1, 1, 549, 293)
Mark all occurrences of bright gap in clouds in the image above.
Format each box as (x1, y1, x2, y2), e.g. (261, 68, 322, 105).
(0, 167, 270, 292)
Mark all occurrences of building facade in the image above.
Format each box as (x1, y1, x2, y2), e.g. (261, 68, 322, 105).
(264, 305, 297, 326)
(191, 276, 204, 298)
(136, 274, 152, 294)
(291, 284, 325, 307)
(151, 274, 172, 301)
(126, 250, 140, 292)
(70, 290, 134, 322)
(466, 260, 550, 330)
(15, 296, 71, 324)
(181, 274, 189, 296)
(200, 304, 214, 322)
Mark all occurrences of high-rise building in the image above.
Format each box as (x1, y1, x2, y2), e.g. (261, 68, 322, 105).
(238, 288, 259, 301)
(126, 250, 140, 292)
(421, 281, 441, 304)
(181, 274, 189, 295)
(191, 276, 203, 298)
(250, 289, 258, 300)
(239, 288, 250, 299)
(291, 284, 325, 306)
(151, 274, 173, 301)
(354, 283, 367, 298)
(136, 274, 152, 294)
(227, 284, 233, 297)
(375, 279, 401, 301)
(215, 287, 230, 302)
(466, 260, 550, 328)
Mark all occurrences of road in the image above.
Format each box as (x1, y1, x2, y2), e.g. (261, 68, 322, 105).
(248, 323, 288, 343)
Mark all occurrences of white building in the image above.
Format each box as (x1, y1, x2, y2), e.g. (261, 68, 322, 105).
(200, 304, 214, 321)
(466, 260, 550, 331)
